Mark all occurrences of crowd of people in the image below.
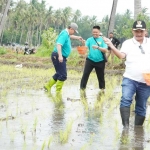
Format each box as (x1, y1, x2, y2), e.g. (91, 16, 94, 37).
(44, 20, 150, 129)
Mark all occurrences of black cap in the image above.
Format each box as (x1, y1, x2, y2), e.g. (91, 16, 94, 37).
(132, 20, 146, 30)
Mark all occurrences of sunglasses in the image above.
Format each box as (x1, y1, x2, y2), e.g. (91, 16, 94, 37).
(139, 45, 145, 54)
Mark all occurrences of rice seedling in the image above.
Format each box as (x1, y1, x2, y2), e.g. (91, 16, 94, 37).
(9, 130, 16, 142)
(21, 123, 28, 141)
(41, 140, 46, 150)
(80, 143, 88, 150)
(47, 135, 53, 148)
(33, 117, 38, 133)
(59, 119, 73, 144)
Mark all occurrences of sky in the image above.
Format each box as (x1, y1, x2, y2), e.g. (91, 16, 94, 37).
(24, 0, 150, 21)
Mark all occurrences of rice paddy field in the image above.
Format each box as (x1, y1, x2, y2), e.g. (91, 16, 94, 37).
(0, 64, 150, 150)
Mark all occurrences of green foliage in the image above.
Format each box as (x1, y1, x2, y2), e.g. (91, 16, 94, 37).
(0, 47, 7, 55)
(35, 28, 57, 57)
(67, 49, 81, 66)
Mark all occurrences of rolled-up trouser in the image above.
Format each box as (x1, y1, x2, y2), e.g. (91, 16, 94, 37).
(120, 77, 150, 116)
(51, 52, 67, 81)
(80, 58, 105, 89)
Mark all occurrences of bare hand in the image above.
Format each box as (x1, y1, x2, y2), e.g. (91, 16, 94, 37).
(103, 37, 113, 47)
(78, 36, 84, 41)
(58, 55, 63, 63)
(92, 45, 99, 49)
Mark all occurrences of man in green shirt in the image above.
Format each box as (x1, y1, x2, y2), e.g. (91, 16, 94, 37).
(44, 23, 83, 94)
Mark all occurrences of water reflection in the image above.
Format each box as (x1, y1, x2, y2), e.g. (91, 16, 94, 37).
(119, 126, 144, 150)
(51, 94, 65, 135)
(133, 126, 144, 150)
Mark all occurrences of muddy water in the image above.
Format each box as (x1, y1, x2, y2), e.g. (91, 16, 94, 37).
(0, 80, 150, 150)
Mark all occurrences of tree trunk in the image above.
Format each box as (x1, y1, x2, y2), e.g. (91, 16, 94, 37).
(134, 0, 141, 20)
(107, 0, 118, 37)
(0, 29, 4, 45)
(0, 0, 11, 37)
(19, 27, 24, 44)
(38, 23, 42, 45)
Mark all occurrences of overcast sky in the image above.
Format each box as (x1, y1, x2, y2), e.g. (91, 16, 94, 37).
(24, 0, 150, 21)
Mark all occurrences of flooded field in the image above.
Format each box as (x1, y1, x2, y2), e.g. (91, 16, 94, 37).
(0, 65, 150, 150)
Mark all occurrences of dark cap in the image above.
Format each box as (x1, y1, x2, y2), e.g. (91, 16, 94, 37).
(69, 23, 78, 33)
(132, 20, 146, 30)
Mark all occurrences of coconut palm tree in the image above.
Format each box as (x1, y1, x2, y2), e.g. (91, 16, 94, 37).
(134, 0, 141, 20)
(107, 0, 118, 37)
(72, 9, 82, 22)
(0, 0, 11, 37)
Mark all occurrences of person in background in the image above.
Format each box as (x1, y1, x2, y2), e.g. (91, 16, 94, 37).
(80, 25, 108, 94)
(145, 30, 149, 38)
(44, 23, 83, 94)
(106, 32, 120, 65)
(104, 20, 150, 128)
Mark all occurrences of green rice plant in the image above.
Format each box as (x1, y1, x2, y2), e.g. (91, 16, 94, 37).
(114, 120, 120, 141)
(41, 140, 46, 150)
(120, 134, 130, 145)
(33, 117, 38, 133)
(80, 97, 89, 113)
(51, 94, 64, 109)
(146, 115, 150, 128)
(88, 134, 95, 145)
(59, 119, 73, 144)
(21, 123, 28, 141)
(22, 142, 27, 150)
(47, 135, 53, 148)
(80, 143, 88, 150)
(9, 130, 16, 142)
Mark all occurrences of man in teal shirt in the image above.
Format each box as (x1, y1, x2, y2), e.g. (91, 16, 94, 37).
(80, 25, 108, 93)
(44, 23, 83, 94)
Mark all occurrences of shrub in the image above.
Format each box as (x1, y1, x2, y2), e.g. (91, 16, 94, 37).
(36, 28, 57, 57)
(0, 47, 7, 55)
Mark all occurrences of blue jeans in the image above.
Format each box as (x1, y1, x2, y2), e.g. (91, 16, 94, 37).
(51, 52, 67, 81)
(120, 77, 150, 116)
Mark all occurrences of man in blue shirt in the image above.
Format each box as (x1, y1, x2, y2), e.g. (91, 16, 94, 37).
(80, 26, 108, 93)
(44, 23, 83, 94)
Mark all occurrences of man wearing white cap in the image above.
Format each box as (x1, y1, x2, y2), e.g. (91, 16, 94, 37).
(104, 20, 150, 128)
(44, 22, 83, 94)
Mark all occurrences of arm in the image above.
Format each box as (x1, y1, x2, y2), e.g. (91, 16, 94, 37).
(103, 37, 125, 59)
(57, 44, 63, 62)
(92, 45, 108, 53)
(70, 35, 83, 41)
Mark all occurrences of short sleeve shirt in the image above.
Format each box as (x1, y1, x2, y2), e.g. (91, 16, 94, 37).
(86, 37, 108, 62)
(120, 37, 150, 83)
(53, 29, 71, 58)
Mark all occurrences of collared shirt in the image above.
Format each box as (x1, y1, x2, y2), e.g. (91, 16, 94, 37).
(53, 29, 71, 58)
(86, 36, 108, 62)
(120, 37, 150, 83)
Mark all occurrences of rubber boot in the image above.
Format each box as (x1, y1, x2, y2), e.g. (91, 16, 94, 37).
(44, 78, 56, 92)
(55, 80, 64, 103)
(56, 80, 64, 93)
(135, 115, 145, 126)
(120, 107, 130, 128)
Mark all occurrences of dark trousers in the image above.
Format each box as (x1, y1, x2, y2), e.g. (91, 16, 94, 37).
(80, 58, 105, 89)
(51, 52, 67, 81)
